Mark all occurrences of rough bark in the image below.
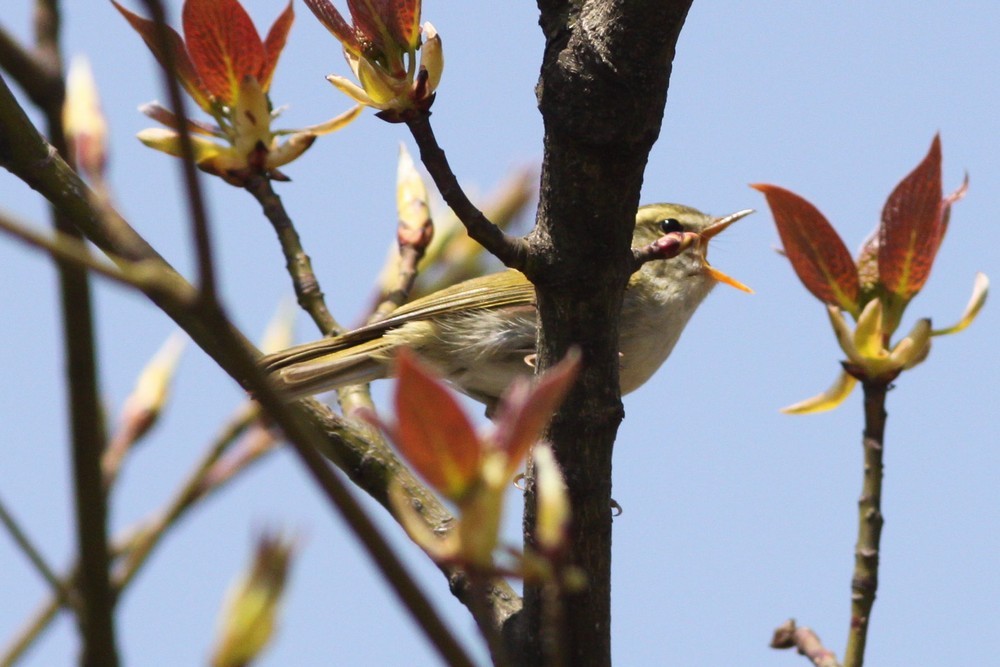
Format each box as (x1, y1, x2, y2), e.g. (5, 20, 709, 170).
(514, 2, 694, 665)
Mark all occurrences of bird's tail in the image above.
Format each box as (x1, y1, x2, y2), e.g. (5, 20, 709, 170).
(263, 337, 394, 400)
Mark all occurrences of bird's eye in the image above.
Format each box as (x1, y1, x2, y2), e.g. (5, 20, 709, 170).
(659, 218, 683, 234)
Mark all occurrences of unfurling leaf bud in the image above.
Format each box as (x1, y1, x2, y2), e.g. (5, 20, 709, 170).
(63, 56, 108, 181)
(396, 143, 433, 251)
(534, 444, 570, 553)
(210, 532, 296, 667)
(102, 332, 186, 483)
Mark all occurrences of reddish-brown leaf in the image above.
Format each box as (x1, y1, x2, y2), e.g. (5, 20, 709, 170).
(753, 184, 860, 312)
(111, 1, 212, 111)
(260, 1, 295, 92)
(348, 0, 394, 53)
(394, 350, 480, 499)
(183, 0, 265, 104)
(878, 134, 949, 300)
(492, 350, 580, 477)
(303, 0, 361, 54)
(389, 0, 421, 49)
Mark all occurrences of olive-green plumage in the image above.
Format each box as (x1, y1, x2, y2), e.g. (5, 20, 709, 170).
(261, 204, 751, 404)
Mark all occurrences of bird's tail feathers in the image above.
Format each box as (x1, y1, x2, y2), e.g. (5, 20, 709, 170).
(269, 338, 392, 400)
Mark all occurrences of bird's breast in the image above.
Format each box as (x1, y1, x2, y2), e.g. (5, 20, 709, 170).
(618, 271, 715, 394)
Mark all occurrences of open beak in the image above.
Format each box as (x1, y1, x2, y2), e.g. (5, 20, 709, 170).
(699, 208, 754, 293)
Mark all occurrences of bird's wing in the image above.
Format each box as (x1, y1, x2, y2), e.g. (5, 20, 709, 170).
(374, 269, 535, 324)
(260, 270, 535, 371)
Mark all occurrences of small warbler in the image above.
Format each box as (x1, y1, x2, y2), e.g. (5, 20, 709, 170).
(261, 203, 752, 404)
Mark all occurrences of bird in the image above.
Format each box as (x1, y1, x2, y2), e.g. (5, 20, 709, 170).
(260, 203, 752, 405)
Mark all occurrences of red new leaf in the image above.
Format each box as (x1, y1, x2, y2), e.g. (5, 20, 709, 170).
(394, 350, 480, 500)
(303, 0, 362, 54)
(753, 184, 860, 313)
(389, 0, 422, 49)
(348, 0, 392, 53)
(112, 1, 211, 111)
(492, 350, 580, 477)
(878, 134, 951, 301)
(347, 0, 420, 56)
(260, 1, 295, 92)
(183, 0, 266, 104)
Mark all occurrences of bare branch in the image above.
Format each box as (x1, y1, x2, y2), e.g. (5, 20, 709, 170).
(0, 493, 73, 609)
(244, 174, 344, 336)
(136, 0, 218, 300)
(0, 26, 59, 106)
(406, 113, 530, 273)
(844, 381, 889, 666)
(772, 619, 842, 667)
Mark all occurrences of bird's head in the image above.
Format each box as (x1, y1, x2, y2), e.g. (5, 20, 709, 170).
(633, 203, 753, 293)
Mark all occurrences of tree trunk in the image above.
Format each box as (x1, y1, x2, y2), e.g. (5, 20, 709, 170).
(514, 2, 694, 665)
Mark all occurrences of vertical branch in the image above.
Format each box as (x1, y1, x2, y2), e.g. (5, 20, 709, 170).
(843, 381, 888, 667)
(32, 1, 121, 664)
(33, 0, 61, 69)
(137, 0, 217, 300)
(519, 2, 694, 665)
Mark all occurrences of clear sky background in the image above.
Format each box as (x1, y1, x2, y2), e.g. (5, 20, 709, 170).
(1, 2, 997, 665)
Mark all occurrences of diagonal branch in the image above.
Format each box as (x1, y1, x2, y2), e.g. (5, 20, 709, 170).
(244, 174, 344, 336)
(0, 70, 520, 648)
(0, 209, 172, 291)
(0, 25, 60, 107)
(0, 493, 74, 609)
(407, 114, 531, 273)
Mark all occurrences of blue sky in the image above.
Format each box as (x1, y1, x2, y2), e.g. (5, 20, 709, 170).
(1, 2, 997, 665)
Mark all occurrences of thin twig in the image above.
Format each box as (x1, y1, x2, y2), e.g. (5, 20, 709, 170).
(0, 72, 518, 652)
(0, 209, 169, 291)
(843, 381, 888, 667)
(0, 494, 73, 608)
(196, 415, 276, 493)
(137, 0, 217, 300)
(417, 168, 536, 297)
(240, 172, 394, 462)
(223, 175, 478, 662)
(33, 0, 61, 68)
(112, 403, 262, 591)
(31, 1, 121, 661)
(1, 405, 264, 664)
(1, 595, 62, 665)
(53, 102, 120, 667)
(369, 244, 423, 323)
(0, 26, 59, 107)
(244, 174, 342, 335)
(629, 230, 695, 272)
(771, 619, 842, 667)
(241, 176, 472, 593)
(406, 113, 530, 272)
